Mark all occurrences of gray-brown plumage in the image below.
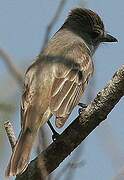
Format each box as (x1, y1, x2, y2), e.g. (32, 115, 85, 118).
(5, 8, 117, 177)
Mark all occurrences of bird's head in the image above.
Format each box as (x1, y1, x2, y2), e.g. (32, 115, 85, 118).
(62, 8, 117, 50)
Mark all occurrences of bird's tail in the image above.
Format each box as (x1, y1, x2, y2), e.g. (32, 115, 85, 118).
(5, 129, 36, 177)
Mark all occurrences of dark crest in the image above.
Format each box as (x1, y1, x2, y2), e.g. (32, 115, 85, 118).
(62, 8, 104, 32)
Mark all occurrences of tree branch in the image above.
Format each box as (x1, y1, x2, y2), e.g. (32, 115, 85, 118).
(15, 65, 124, 180)
(4, 121, 16, 150)
(0, 48, 23, 86)
(40, 0, 67, 51)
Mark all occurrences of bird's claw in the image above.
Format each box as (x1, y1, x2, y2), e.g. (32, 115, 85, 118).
(47, 120, 60, 141)
(52, 132, 60, 141)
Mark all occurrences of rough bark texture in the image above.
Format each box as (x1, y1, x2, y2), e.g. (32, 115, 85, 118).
(16, 65, 124, 180)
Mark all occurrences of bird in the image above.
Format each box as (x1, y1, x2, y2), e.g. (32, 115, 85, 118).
(5, 8, 117, 177)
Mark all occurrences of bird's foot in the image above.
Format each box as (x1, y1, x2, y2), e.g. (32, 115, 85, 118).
(52, 131, 60, 141)
(47, 120, 60, 141)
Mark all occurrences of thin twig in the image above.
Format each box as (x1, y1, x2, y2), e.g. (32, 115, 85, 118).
(0, 48, 23, 86)
(4, 121, 16, 150)
(40, 0, 67, 51)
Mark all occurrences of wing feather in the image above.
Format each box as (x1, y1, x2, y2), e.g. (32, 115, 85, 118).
(50, 45, 94, 128)
(20, 67, 40, 132)
(50, 65, 86, 128)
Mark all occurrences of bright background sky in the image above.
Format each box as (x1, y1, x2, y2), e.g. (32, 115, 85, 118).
(0, 1, 124, 180)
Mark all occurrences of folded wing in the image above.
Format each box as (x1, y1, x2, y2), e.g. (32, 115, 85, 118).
(50, 49, 93, 128)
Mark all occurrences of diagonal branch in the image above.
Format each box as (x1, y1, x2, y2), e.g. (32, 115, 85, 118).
(40, 0, 67, 51)
(0, 48, 23, 86)
(15, 65, 124, 180)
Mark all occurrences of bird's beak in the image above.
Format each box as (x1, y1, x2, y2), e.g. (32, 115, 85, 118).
(101, 33, 118, 42)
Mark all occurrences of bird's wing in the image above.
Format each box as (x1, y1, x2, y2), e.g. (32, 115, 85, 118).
(20, 66, 40, 132)
(50, 48, 93, 128)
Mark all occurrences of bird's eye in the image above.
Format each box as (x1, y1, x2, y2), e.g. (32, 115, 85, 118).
(90, 31, 100, 39)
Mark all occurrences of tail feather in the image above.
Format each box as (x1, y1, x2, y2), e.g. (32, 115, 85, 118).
(5, 129, 36, 177)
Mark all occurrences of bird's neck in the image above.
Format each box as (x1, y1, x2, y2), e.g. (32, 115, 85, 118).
(60, 24, 99, 55)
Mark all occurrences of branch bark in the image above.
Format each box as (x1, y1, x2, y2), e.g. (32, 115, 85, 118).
(4, 121, 16, 150)
(14, 65, 124, 180)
